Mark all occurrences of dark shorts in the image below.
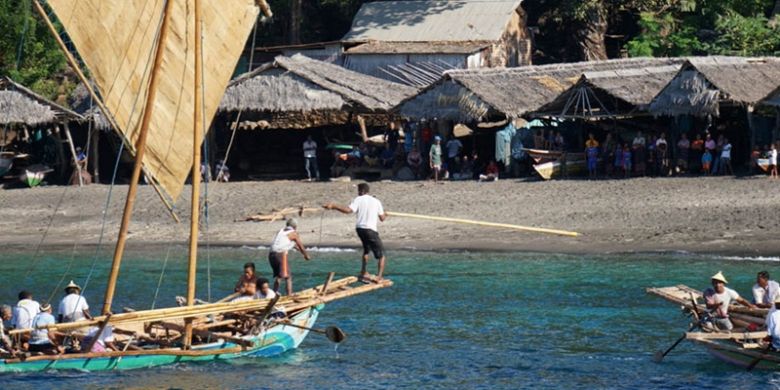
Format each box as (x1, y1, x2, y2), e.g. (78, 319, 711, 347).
(28, 342, 53, 353)
(357, 228, 384, 259)
(268, 252, 289, 279)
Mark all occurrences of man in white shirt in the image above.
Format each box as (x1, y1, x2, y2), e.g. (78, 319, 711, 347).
(0, 304, 14, 353)
(324, 183, 388, 282)
(703, 271, 757, 331)
(765, 298, 780, 350)
(268, 219, 311, 295)
(753, 271, 780, 309)
(58, 280, 92, 323)
(303, 135, 319, 181)
(720, 138, 733, 175)
(12, 290, 40, 330)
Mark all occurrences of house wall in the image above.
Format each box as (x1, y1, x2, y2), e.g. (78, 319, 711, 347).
(488, 7, 532, 67)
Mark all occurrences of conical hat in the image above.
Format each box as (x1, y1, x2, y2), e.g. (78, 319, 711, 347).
(64, 280, 81, 291)
(711, 271, 728, 284)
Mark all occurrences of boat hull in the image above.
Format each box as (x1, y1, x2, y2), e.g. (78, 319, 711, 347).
(705, 344, 780, 371)
(0, 305, 321, 373)
(533, 159, 585, 180)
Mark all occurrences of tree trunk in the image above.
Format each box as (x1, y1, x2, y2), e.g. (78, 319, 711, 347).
(575, 7, 608, 61)
(290, 0, 302, 44)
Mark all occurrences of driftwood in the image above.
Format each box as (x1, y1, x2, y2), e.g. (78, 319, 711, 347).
(241, 206, 321, 222)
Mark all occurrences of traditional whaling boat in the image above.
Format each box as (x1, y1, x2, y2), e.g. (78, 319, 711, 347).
(647, 285, 778, 370)
(3, 0, 392, 372)
(533, 159, 586, 180)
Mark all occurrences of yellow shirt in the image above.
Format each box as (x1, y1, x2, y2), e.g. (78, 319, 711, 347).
(585, 139, 599, 149)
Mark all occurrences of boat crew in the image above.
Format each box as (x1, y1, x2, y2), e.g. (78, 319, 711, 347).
(324, 182, 388, 283)
(232, 280, 258, 303)
(235, 262, 257, 293)
(12, 291, 40, 330)
(268, 219, 311, 295)
(0, 305, 14, 353)
(28, 304, 62, 355)
(703, 271, 757, 331)
(58, 281, 92, 323)
(752, 271, 780, 309)
(765, 298, 780, 350)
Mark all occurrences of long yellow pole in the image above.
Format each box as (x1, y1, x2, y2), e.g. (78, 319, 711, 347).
(102, 0, 175, 315)
(385, 211, 580, 237)
(184, 0, 203, 349)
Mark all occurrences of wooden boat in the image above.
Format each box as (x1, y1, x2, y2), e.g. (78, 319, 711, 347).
(522, 148, 584, 164)
(533, 159, 585, 180)
(4, 0, 392, 373)
(20, 164, 52, 187)
(647, 285, 778, 369)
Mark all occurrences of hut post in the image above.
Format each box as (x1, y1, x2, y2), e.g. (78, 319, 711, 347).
(91, 128, 100, 183)
(747, 104, 756, 163)
(63, 123, 83, 186)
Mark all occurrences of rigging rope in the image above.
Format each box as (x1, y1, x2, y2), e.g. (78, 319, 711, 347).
(24, 184, 69, 279)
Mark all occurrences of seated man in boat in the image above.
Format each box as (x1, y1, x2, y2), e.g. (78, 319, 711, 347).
(268, 218, 311, 295)
(765, 298, 780, 350)
(235, 262, 257, 293)
(28, 304, 63, 355)
(12, 290, 40, 330)
(703, 271, 757, 331)
(58, 280, 92, 323)
(232, 279, 258, 303)
(752, 271, 780, 309)
(255, 278, 276, 300)
(0, 304, 15, 354)
(82, 324, 118, 353)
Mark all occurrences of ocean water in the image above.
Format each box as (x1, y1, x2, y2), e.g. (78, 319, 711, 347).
(1, 247, 779, 389)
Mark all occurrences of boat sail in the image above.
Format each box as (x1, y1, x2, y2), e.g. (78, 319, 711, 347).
(0, 0, 392, 373)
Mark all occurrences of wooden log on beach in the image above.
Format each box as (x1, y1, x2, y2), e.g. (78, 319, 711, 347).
(386, 211, 580, 237)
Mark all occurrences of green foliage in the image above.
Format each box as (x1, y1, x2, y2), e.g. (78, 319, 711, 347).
(0, 0, 68, 100)
(626, 12, 703, 57)
(708, 11, 780, 55)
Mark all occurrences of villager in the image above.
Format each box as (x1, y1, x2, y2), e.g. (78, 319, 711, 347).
(690, 133, 704, 173)
(255, 278, 277, 300)
(533, 130, 545, 149)
(602, 133, 615, 177)
(771, 143, 779, 179)
(479, 161, 499, 182)
(720, 138, 733, 175)
(384, 122, 400, 151)
(621, 144, 632, 178)
(676, 133, 690, 174)
(554, 131, 565, 151)
(585, 133, 599, 179)
(13, 291, 40, 330)
(268, 219, 311, 295)
(234, 262, 257, 293)
(765, 298, 780, 350)
(28, 304, 62, 355)
(0, 305, 14, 353)
(702, 271, 757, 331)
(84, 324, 118, 352)
(406, 147, 423, 178)
(215, 159, 230, 182)
(303, 135, 319, 181)
(380, 144, 395, 169)
(712, 134, 725, 175)
(200, 161, 212, 182)
(323, 183, 387, 283)
(232, 280, 258, 303)
(656, 133, 669, 176)
(702, 149, 713, 175)
(58, 280, 92, 323)
(753, 271, 780, 308)
(446, 137, 463, 173)
(632, 131, 646, 148)
(429, 136, 442, 182)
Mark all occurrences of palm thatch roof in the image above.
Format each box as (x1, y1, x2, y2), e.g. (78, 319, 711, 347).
(650, 56, 780, 117)
(760, 85, 780, 108)
(535, 64, 683, 118)
(221, 54, 418, 118)
(0, 76, 82, 126)
(396, 57, 681, 122)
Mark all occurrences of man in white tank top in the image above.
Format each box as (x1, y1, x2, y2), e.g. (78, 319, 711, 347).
(268, 219, 311, 295)
(324, 183, 388, 283)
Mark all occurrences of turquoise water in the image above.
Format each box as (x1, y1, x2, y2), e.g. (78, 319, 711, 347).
(1, 247, 780, 389)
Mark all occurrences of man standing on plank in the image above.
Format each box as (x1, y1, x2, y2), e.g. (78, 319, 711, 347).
(324, 183, 387, 283)
(268, 218, 311, 295)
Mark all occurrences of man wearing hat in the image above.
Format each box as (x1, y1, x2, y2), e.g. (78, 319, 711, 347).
(429, 135, 443, 182)
(58, 280, 92, 323)
(703, 271, 756, 331)
(268, 219, 311, 295)
(29, 304, 63, 354)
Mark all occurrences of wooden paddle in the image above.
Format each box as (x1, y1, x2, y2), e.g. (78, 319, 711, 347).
(747, 343, 774, 371)
(654, 293, 702, 363)
(275, 321, 347, 343)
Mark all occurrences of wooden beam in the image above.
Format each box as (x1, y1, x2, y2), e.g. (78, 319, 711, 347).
(63, 123, 83, 187)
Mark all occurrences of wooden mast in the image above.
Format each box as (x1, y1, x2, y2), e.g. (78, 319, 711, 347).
(183, 0, 203, 349)
(102, 0, 176, 315)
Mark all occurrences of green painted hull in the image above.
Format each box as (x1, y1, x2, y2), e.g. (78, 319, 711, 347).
(0, 306, 321, 373)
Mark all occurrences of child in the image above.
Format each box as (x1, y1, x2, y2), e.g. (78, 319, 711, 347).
(622, 143, 632, 178)
(771, 143, 778, 179)
(702, 149, 712, 175)
(585, 133, 599, 179)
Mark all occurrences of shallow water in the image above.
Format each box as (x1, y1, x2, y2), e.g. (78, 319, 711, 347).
(1, 247, 779, 389)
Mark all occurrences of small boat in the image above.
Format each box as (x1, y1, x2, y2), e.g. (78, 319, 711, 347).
(20, 164, 52, 187)
(533, 159, 585, 180)
(647, 285, 775, 369)
(522, 148, 584, 164)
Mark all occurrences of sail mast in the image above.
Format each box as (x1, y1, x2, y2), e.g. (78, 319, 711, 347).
(102, 0, 176, 315)
(183, 0, 204, 349)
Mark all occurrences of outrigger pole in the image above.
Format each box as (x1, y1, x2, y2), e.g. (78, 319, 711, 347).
(102, 0, 176, 315)
(184, 0, 204, 349)
(385, 211, 580, 237)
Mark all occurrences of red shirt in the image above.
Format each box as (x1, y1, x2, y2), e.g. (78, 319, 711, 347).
(421, 127, 433, 143)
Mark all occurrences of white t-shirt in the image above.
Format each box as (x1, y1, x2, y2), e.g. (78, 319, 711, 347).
(13, 299, 40, 329)
(721, 143, 732, 159)
(632, 136, 645, 146)
(349, 195, 385, 232)
(255, 290, 277, 300)
(704, 287, 740, 318)
(87, 325, 115, 346)
(270, 227, 296, 253)
(303, 140, 317, 158)
(767, 310, 780, 349)
(656, 138, 667, 147)
(753, 280, 780, 306)
(771, 149, 778, 165)
(231, 295, 255, 303)
(58, 294, 89, 323)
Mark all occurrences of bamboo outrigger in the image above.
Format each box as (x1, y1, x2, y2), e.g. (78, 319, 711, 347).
(647, 285, 780, 370)
(3, 0, 392, 372)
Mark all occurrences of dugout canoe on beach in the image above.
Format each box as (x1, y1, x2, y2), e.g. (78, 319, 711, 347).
(533, 159, 586, 180)
(647, 285, 780, 370)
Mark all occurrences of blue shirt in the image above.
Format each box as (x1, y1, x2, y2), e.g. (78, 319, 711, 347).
(29, 312, 55, 345)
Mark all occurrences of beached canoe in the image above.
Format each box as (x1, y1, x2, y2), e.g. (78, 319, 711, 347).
(20, 164, 52, 187)
(533, 159, 585, 180)
(522, 148, 584, 164)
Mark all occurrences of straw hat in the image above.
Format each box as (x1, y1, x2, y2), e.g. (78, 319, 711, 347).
(64, 280, 81, 291)
(40, 303, 51, 311)
(711, 271, 728, 284)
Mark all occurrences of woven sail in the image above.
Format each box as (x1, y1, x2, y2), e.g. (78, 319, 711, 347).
(47, 0, 259, 201)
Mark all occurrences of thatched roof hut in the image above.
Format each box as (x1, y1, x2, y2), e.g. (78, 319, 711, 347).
(534, 63, 683, 119)
(220, 54, 418, 129)
(396, 57, 680, 122)
(0, 76, 82, 126)
(761, 85, 780, 108)
(649, 56, 780, 117)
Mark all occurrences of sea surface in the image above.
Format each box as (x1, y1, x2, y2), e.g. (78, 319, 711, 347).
(1, 247, 780, 389)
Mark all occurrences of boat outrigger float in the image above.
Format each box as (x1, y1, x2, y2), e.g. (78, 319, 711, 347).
(647, 285, 777, 370)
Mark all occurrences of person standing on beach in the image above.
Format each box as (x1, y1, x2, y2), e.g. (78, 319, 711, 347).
(770, 143, 778, 179)
(268, 219, 311, 295)
(430, 136, 443, 182)
(323, 183, 387, 282)
(303, 135, 319, 181)
(585, 133, 599, 178)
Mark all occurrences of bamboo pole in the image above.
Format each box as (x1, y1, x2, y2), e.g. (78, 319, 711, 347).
(385, 211, 580, 237)
(102, 0, 175, 315)
(63, 123, 83, 187)
(184, 0, 204, 350)
(91, 128, 100, 183)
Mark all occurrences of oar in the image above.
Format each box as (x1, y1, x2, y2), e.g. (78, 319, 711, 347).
(385, 211, 580, 237)
(276, 321, 347, 343)
(654, 293, 703, 363)
(747, 343, 773, 371)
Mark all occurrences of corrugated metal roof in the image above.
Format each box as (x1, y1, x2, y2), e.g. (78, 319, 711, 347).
(343, 0, 522, 43)
(345, 41, 491, 54)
